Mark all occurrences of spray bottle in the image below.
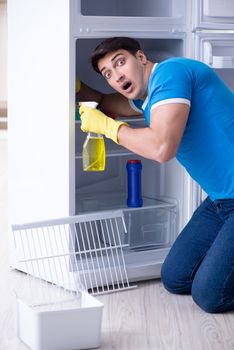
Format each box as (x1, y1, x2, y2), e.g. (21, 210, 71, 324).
(81, 102, 106, 171)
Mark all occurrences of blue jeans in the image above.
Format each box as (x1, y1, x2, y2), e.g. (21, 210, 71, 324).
(161, 197, 234, 313)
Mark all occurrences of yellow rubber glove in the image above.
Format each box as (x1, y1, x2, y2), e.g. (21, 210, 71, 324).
(79, 105, 128, 144)
(76, 77, 81, 93)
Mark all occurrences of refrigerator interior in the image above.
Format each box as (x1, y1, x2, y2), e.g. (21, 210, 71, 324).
(73, 1, 233, 284)
(72, 0, 187, 34)
(78, 0, 185, 18)
(75, 37, 188, 261)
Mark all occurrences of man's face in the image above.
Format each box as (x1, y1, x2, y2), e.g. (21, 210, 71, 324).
(97, 49, 148, 100)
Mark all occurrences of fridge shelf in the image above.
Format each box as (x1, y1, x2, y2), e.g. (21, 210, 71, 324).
(76, 192, 176, 213)
(75, 117, 144, 124)
(76, 147, 134, 159)
(212, 56, 234, 69)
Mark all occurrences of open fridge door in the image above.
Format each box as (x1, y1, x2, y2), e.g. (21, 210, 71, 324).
(194, 32, 234, 92)
(193, 0, 234, 29)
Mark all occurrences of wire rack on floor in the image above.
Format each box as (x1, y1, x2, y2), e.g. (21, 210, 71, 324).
(12, 210, 136, 308)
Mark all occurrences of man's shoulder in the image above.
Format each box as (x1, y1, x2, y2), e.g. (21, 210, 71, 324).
(156, 57, 208, 73)
(150, 57, 210, 85)
(157, 57, 194, 68)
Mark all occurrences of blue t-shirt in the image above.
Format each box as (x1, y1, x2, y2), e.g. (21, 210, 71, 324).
(130, 57, 234, 201)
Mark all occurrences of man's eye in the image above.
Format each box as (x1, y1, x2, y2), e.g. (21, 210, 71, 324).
(117, 58, 125, 66)
(104, 71, 111, 79)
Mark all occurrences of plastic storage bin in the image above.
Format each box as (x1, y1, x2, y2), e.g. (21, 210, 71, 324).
(75, 194, 177, 252)
(16, 292, 103, 350)
(124, 205, 176, 250)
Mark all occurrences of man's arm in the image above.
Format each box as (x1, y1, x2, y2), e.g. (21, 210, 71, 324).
(117, 103, 189, 163)
(77, 81, 141, 117)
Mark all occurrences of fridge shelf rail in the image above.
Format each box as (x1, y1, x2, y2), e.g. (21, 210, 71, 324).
(76, 147, 134, 159)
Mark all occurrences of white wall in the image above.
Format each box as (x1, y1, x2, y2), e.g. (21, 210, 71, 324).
(0, 3, 7, 102)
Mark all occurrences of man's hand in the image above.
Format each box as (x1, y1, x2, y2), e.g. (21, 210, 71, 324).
(79, 105, 128, 144)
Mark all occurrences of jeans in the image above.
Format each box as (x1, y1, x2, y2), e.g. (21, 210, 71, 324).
(161, 197, 234, 313)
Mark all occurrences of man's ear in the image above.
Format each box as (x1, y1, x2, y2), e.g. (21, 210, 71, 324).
(136, 50, 148, 64)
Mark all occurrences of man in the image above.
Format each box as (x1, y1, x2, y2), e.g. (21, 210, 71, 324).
(78, 37, 234, 313)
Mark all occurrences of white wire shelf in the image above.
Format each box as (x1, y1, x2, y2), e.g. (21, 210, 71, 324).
(12, 210, 136, 296)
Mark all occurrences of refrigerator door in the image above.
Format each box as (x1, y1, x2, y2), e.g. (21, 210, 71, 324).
(194, 32, 234, 91)
(71, 0, 187, 37)
(193, 0, 234, 29)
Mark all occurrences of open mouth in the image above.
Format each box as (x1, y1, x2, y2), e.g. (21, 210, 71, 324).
(123, 82, 132, 90)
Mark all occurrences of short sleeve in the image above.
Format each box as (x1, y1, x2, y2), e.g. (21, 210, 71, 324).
(149, 60, 192, 112)
(128, 99, 143, 113)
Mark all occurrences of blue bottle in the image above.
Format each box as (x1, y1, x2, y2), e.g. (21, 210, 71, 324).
(126, 159, 143, 208)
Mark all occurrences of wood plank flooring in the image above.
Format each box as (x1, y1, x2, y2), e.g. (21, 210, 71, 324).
(1, 133, 234, 350)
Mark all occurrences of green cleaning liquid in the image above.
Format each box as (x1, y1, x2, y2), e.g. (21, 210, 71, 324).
(82, 133, 106, 171)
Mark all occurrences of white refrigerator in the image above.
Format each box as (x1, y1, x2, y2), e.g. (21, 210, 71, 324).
(8, 0, 234, 288)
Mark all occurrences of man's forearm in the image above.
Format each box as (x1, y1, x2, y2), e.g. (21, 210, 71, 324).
(118, 125, 175, 163)
(77, 81, 104, 105)
(77, 81, 141, 117)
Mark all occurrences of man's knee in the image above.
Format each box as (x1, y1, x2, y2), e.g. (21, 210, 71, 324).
(161, 258, 192, 295)
(191, 276, 228, 313)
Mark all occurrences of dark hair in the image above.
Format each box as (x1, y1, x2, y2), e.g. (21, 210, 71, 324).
(91, 37, 142, 74)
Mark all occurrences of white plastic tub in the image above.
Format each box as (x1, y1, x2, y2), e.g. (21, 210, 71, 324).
(17, 291, 103, 350)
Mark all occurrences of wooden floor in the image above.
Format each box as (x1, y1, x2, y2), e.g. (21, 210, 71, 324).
(1, 132, 234, 350)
